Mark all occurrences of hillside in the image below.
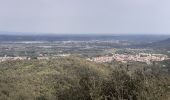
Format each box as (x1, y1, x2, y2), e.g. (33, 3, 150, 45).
(0, 57, 111, 100)
(143, 38, 170, 50)
(0, 57, 170, 100)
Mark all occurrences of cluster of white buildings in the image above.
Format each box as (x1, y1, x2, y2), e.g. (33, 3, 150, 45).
(0, 56, 30, 62)
(89, 53, 169, 64)
(0, 54, 71, 62)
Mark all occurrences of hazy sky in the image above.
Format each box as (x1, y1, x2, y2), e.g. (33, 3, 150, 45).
(0, 0, 170, 34)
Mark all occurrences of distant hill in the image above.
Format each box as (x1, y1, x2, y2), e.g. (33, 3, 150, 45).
(147, 38, 170, 50)
(0, 32, 170, 42)
(157, 38, 170, 44)
(132, 38, 170, 50)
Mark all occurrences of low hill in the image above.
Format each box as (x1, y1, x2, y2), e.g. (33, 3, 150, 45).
(0, 57, 111, 100)
(134, 38, 170, 50)
(0, 57, 170, 100)
(148, 38, 170, 50)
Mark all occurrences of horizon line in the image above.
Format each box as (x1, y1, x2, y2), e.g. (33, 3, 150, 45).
(0, 31, 170, 36)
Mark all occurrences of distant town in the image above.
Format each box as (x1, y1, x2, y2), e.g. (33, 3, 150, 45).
(0, 54, 70, 62)
(0, 52, 169, 65)
(88, 53, 169, 64)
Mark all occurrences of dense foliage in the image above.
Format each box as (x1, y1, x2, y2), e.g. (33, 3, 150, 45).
(0, 57, 170, 100)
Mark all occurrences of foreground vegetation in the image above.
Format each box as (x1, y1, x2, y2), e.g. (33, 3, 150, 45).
(0, 56, 170, 100)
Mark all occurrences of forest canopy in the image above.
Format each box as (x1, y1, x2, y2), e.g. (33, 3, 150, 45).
(0, 57, 170, 100)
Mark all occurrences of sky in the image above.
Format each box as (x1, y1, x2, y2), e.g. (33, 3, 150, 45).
(0, 0, 170, 34)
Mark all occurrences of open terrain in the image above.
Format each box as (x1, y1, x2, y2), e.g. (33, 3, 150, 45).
(0, 34, 170, 100)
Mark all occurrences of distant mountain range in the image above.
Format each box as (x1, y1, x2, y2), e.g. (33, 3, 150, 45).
(0, 33, 169, 43)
